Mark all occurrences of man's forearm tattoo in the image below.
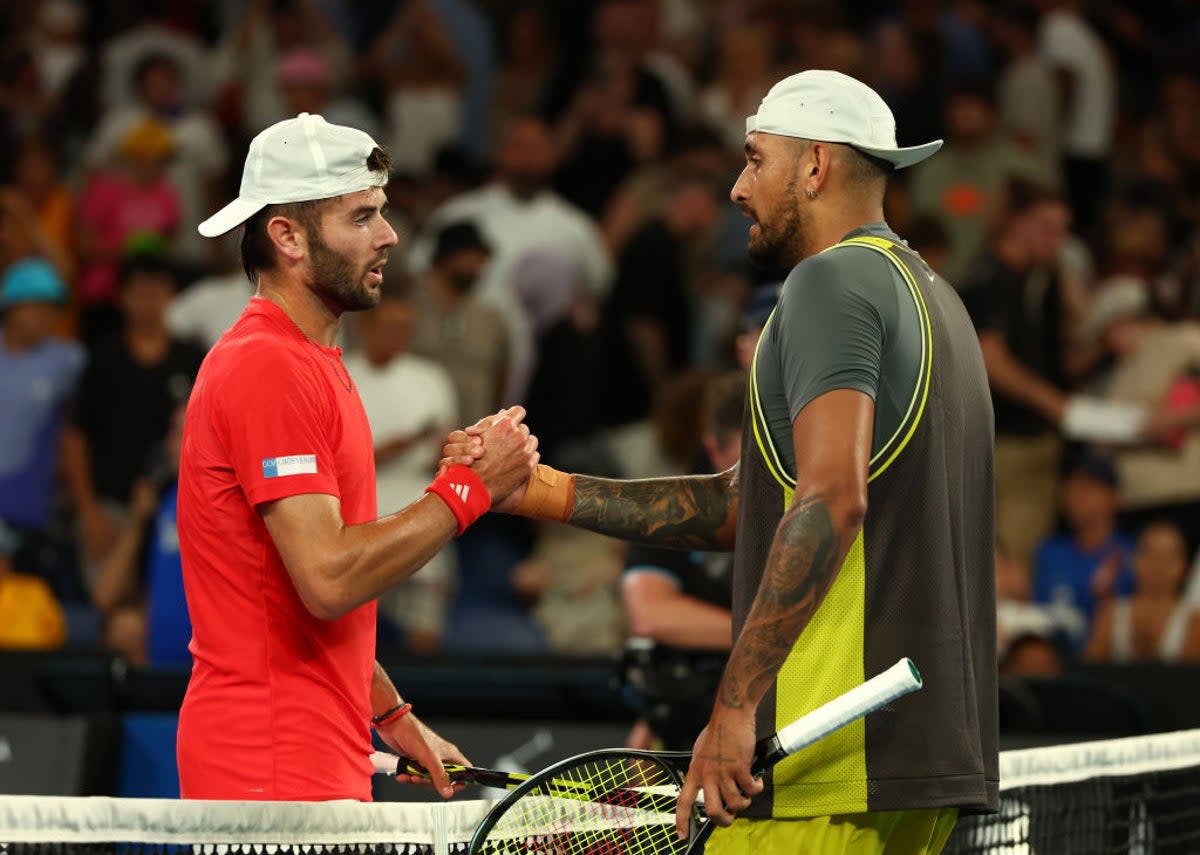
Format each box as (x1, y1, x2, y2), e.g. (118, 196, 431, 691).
(568, 466, 739, 551)
(718, 494, 841, 710)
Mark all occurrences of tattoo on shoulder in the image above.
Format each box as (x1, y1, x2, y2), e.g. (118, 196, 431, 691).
(569, 466, 739, 551)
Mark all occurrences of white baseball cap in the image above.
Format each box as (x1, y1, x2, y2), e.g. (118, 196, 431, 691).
(198, 113, 387, 238)
(746, 70, 942, 169)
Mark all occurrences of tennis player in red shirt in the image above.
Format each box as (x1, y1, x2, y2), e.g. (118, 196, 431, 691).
(177, 113, 539, 801)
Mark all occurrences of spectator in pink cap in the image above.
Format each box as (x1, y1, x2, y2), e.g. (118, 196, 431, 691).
(274, 47, 379, 140)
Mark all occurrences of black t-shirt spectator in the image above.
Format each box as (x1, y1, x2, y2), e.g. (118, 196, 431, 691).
(523, 315, 605, 468)
(599, 220, 692, 427)
(553, 134, 637, 218)
(553, 69, 677, 217)
(961, 252, 1065, 437)
(623, 544, 732, 609)
(622, 544, 731, 750)
(77, 334, 204, 504)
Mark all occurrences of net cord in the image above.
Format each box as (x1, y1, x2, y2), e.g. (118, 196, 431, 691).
(998, 729, 1200, 790)
(0, 795, 496, 849)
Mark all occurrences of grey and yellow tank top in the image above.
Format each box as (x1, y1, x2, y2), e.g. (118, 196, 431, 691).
(735, 223, 999, 818)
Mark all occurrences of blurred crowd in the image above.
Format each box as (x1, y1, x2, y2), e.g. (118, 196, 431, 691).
(1, 0, 1199, 679)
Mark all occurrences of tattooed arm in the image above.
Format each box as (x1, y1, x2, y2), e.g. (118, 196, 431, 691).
(438, 418, 738, 550)
(675, 389, 873, 833)
(567, 465, 739, 551)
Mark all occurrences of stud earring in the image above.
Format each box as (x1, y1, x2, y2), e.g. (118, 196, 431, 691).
(806, 189, 817, 200)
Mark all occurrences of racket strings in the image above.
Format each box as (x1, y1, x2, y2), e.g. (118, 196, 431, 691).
(477, 756, 687, 855)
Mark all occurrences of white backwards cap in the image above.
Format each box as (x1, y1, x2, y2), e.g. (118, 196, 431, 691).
(198, 113, 386, 237)
(746, 70, 942, 169)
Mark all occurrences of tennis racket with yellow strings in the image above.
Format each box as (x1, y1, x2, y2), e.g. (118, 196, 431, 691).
(452, 657, 923, 855)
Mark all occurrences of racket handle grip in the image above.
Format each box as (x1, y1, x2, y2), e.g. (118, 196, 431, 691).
(755, 658, 922, 772)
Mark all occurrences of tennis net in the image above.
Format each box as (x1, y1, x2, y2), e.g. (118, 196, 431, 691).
(945, 728, 1200, 854)
(0, 795, 498, 855)
(3, 730, 1200, 855)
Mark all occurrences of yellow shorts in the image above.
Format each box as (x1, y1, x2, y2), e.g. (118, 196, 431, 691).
(705, 808, 959, 855)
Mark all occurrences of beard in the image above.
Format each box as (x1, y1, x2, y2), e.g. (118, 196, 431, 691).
(746, 173, 812, 273)
(309, 232, 383, 312)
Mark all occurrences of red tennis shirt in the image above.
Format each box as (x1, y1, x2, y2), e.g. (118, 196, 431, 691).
(176, 297, 378, 801)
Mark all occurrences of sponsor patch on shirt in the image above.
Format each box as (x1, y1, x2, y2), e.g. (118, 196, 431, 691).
(262, 454, 318, 478)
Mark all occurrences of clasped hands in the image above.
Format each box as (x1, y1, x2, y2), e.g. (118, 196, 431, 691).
(440, 406, 538, 512)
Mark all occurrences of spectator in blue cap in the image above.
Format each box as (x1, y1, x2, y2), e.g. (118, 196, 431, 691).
(1, 256, 68, 307)
(0, 258, 86, 597)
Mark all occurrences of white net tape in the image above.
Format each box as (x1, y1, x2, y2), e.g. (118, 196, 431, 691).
(998, 729, 1200, 789)
(0, 796, 498, 855)
(7, 731, 1200, 855)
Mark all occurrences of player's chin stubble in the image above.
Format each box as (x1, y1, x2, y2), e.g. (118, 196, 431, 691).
(747, 175, 811, 271)
(310, 237, 382, 312)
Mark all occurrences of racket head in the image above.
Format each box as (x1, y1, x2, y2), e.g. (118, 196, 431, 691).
(468, 748, 696, 855)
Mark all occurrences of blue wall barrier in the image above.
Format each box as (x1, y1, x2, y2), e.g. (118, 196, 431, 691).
(117, 714, 180, 798)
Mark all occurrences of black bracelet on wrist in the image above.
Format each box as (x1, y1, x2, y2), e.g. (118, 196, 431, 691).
(371, 702, 412, 727)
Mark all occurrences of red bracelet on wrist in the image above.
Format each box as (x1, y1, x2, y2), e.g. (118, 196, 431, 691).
(371, 702, 412, 728)
(425, 464, 491, 535)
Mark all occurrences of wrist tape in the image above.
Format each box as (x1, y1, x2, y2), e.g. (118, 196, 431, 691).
(513, 464, 575, 522)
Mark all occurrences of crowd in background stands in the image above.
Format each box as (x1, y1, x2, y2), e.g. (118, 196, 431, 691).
(0, 0, 1199, 674)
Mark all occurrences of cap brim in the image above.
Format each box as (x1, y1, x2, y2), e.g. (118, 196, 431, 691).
(853, 139, 943, 169)
(744, 117, 944, 170)
(197, 197, 268, 238)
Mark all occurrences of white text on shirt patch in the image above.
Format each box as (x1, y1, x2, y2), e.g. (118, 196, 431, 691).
(262, 455, 318, 478)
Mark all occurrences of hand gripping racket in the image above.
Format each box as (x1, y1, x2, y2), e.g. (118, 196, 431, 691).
(373, 752, 668, 805)
(464, 657, 922, 855)
(372, 752, 539, 792)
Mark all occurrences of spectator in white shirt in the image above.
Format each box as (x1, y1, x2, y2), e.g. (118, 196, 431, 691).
(165, 247, 251, 351)
(993, 2, 1061, 190)
(344, 286, 458, 653)
(1038, 0, 1116, 237)
(408, 116, 614, 402)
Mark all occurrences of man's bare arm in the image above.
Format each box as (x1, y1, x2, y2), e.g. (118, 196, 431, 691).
(371, 660, 405, 713)
(568, 465, 739, 551)
(622, 572, 732, 649)
(264, 414, 537, 621)
(979, 331, 1066, 425)
(262, 492, 459, 620)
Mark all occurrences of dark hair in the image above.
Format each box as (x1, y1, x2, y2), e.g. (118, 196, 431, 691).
(1005, 178, 1065, 217)
(432, 145, 485, 187)
(239, 146, 393, 284)
(845, 146, 895, 186)
(1064, 450, 1120, 489)
(705, 371, 747, 446)
(653, 370, 710, 470)
(432, 221, 491, 265)
(240, 199, 324, 284)
(992, 1, 1039, 36)
(907, 215, 949, 253)
(948, 79, 998, 109)
(118, 252, 176, 290)
(133, 52, 181, 91)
